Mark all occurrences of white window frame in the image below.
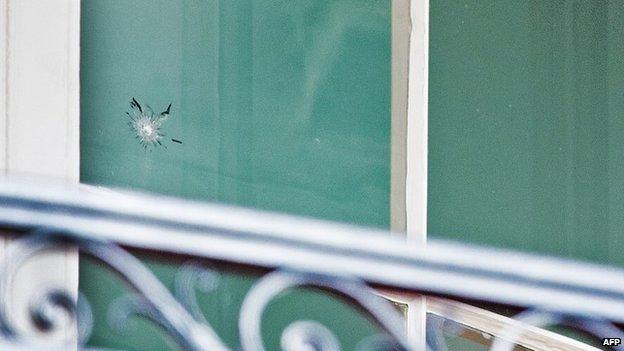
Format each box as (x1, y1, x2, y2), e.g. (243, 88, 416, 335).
(389, 1, 600, 350)
(390, 0, 428, 348)
(0, 1, 598, 350)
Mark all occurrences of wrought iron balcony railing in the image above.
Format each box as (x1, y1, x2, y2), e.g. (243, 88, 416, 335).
(0, 178, 622, 350)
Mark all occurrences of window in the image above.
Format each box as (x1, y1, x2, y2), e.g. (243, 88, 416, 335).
(79, 1, 398, 349)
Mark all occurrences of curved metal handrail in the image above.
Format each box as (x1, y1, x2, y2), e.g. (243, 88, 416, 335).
(0, 177, 621, 350)
(0, 178, 622, 322)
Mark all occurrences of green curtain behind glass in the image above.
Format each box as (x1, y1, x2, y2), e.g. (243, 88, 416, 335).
(80, 0, 391, 350)
(429, 0, 624, 266)
(81, 0, 390, 227)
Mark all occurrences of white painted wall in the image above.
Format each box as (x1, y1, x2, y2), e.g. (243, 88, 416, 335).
(0, 0, 79, 341)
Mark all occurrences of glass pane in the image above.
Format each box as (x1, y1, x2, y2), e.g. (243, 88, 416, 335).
(429, 0, 624, 266)
(80, 0, 391, 228)
(80, 1, 391, 350)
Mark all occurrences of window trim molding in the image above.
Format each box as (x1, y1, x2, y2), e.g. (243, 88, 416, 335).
(0, 0, 80, 340)
(390, 0, 429, 348)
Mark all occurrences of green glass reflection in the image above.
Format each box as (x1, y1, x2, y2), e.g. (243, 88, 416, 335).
(80, 0, 390, 227)
(80, 0, 391, 349)
(80, 255, 381, 350)
(429, 0, 624, 266)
